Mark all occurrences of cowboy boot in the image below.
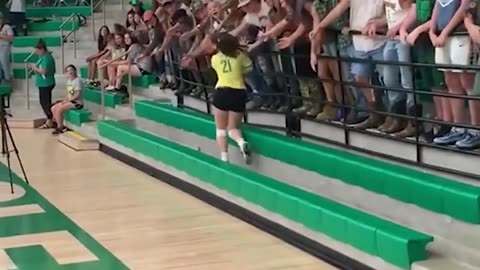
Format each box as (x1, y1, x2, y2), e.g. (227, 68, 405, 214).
(315, 104, 338, 121)
(353, 102, 382, 130)
(306, 80, 323, 117)
(384, 118, 405, 134)
(393, 121, 416, 138)
(293, 80, 312, 115)
(378, 116, 394, 132)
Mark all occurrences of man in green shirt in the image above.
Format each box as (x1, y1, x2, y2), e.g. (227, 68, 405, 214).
(30, 39, 56, 128)
(397, 0, 446, 139)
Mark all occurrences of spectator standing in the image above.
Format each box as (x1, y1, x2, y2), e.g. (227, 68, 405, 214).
(31, 39, 56, 129)
(0, 12, 13, 84)
(6, 0, 26, 36)
(430, 0, 476, 147)
(460, 0, 480, 149)
(317, 0, 388, 130)
(399, 0, 446, 139)
(380, 0, 414, 134)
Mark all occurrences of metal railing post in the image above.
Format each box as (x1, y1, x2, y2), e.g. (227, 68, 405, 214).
(61, 28, 65, 71)
(25, 63, 30, 109)
(73, 29, 77, 59)
(100, 75, 106, 119)
(91, 2, 95, 40)
(103, 0, 106, 26)
(128, 61, 132, 108)
(121, 0, 124, 12)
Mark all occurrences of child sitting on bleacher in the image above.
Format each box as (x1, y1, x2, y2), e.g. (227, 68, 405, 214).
(51, 65, 83, 135)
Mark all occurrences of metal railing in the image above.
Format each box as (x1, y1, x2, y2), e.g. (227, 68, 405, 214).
(91, 0, 107, 40)
(24, 51, 37, 110)
(60, 13, 80, 71)
(165, 30, 480, 179)
(98, 50, 131, 119)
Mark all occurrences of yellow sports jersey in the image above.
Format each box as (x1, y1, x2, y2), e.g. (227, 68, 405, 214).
(211, 52, 253, 90)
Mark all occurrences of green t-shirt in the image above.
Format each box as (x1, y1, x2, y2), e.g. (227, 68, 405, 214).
(35, 52, 56, 88)
(415, 0, 435, 24)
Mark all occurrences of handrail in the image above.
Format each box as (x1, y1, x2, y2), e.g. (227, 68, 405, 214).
(59, 13, 77, 30)
(91, 0, 107, 40)
(60, 14, 79, 71)
(24, 50, 37, 110)
(98, 50, 130, 69)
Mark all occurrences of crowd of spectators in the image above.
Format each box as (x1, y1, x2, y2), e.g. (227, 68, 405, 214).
(9, 0, 480, 150)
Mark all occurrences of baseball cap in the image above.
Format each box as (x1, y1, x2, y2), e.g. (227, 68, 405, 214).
(237, 0, 252, 8)
(35, 39, 47, 50)
(143, 10, 155, 22)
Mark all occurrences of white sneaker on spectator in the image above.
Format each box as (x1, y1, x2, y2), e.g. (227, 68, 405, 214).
(105, 85, 115, 91)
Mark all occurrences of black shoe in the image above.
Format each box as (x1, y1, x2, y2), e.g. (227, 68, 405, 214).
(52, 127, 66, 135)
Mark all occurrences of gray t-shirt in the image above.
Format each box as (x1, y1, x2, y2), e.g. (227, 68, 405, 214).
(66, 77, 82, 104)
(129, 43, 152, 73)
(0, 24, 14, 46)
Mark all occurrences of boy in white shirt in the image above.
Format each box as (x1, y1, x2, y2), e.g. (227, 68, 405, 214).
(6, 0, 26, 36)
(316, 0, 387, 129)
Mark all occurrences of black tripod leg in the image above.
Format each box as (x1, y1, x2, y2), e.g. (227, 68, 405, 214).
(1, 118, 14, 193)
(4, 120, 29, 185)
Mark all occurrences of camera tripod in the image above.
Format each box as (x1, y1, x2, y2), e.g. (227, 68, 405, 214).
(0, 96, 29, 194)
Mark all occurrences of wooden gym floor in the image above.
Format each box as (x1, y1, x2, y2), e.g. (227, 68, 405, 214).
(0, 129, 339, 270)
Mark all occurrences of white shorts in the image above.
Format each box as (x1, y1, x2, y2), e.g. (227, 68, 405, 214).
(435, 36, 475, 72)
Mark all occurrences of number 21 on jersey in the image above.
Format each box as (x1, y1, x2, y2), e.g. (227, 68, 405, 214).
(220, 59, 232, 73)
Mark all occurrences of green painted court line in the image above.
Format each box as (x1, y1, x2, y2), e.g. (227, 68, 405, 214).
(0, 163, 129, 270)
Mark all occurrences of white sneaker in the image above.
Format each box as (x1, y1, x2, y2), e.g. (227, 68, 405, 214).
(105, 85, 115, 90)
(239, 141, 251, 164)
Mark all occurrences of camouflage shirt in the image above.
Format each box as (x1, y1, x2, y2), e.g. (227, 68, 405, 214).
(313, 0, 352, 48)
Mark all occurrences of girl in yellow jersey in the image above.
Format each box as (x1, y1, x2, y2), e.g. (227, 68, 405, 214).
(211, 33, 253, 163)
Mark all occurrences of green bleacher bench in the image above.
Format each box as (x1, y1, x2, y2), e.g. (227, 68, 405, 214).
(12, 68, 31, 79)
(11, 52, 40, 63)
(28, 20, 80, 32)
(26, 6, 92, 17)
(123, 74, 158, 88)
(13, 36, 62, 48)
(64, 108, 91, 126)
(0, 84, 12, 96)
(83, 87, 127, 108)
(134, 100, 480, 224)
(98, 120, 434, 269)
(80, 66, 90, 78)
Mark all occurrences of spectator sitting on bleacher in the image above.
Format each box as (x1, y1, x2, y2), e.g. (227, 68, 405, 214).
(97, 32, 127, 89)
(6, 0, 26, 36)
(133, 12, 149, 31)
(110, 32, 152, 93)
(104, 32, 128, 90)
(127, 11, 137, 31)
(0, 12, 13, 84)
(85, 25, 111, 87)
(51, 65, 83, 135)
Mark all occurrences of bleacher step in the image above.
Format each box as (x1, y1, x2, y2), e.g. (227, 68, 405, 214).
(59, 130, 98, 151)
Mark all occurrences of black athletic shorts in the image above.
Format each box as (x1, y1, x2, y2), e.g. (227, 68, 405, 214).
(212, 87, 247, 113)
(71, 101, 83, 109)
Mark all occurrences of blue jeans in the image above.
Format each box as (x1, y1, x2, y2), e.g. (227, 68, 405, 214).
(382, 39, 414, 113)
(323, 42, 368, 118)
(0, 45, 12, 81)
